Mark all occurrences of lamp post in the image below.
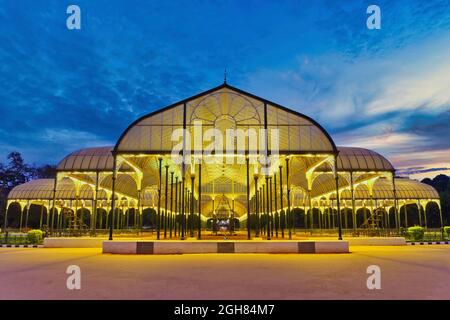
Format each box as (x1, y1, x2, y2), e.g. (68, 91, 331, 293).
(164, 164, 169, 239)
(246, 158, 251, 240)
(156, 157, 162, 240)
(170, 171, 174, 238)
(254, 173, 259, 237)
(190, 173, 195, 238)
(285, 158, 292, 240)
(265, 176, 271, 240)
(279, 166, 284, 238)
(198, 163, 202, 240)
(181, 176, 185, 240)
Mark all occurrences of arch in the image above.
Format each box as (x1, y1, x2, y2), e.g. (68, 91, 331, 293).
(341, 207, 354, 229)
(356, 207, 371, 227)
(95, 208, 107, 229)
(425, 201, 441, 228)
(75, 208, 91, 229)
(142, 208, 157, 228)
(309, 207, 321, 229)
(387, 207, 397, 228)
(291, 207, 306, 228)
(26, 204, 44, 229)
(5, 202, 22, 229)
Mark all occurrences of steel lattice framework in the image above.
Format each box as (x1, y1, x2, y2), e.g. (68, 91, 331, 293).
(6, 83, 444, 238)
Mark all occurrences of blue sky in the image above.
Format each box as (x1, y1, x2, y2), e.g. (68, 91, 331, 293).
(0, 0, 449, 179)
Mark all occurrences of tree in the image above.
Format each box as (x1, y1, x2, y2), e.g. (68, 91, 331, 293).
(4, 152, 34, 188)
(32, 164, 57, 179)
(0, 152, 56, 229)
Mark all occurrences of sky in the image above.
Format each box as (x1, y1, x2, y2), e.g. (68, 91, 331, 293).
(0, 0, 449, 180)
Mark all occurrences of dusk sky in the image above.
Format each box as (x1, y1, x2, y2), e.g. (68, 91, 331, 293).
(1, 0, 449, 180)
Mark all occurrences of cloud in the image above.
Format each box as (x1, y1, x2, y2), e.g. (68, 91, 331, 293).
(246, 32, 450, 125)
(0, 0, 449, 182)
(335, 131, 428, 154)
(397, 167, 450, 175)
(40, 129, 113, 150)
(316, 0, 450, 57)
(389, 149, 450, 168)
(365, 48, 450, 116)
(244, 30, 450, 179)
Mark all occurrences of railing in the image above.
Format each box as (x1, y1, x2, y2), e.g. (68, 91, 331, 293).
(2, 227, 448, 242)
(295, 228, 449, 241)
(407, 229, 448, 242)
(46, 228, 147, 237)
(295, 228, 400, 237)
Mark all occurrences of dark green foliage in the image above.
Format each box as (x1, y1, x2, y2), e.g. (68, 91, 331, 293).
(407, 226, 425, 241)
(27, 229, 44, 244)
(444, 226, 450, 237)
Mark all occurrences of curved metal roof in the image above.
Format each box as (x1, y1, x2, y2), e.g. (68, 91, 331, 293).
(8, 179, 107, 200)
(8, 179, 110, 201)
(56, 146, 132, 172)
(379, 178, 438, 199)
(115, 83, 337, 154)
(314, 147, 394, 172)
(8, 179, 56, 200)
(337, 178, 439, 200)
(57, 146, 114, 171)
(337, 147, 394, 171)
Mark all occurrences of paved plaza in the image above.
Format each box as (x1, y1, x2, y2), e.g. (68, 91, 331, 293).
(0, 245, 449, 300)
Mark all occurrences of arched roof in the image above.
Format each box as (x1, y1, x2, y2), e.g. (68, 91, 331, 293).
(337, 147, 394, 172)
(314, 147, 394, 172)
(7, 178, 132, 201)
(337, 178, 439, 200)
(8, 179, 107, 200)
(57, 146, 114, 171)
(8, 179, 56, 200)
(114, 83, 337, 155)
(57, 146, 131, 172)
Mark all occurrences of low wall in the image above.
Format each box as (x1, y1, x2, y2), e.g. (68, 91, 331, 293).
(43, 237, 405, 249)
(44, 237, 106, 248)
(103, 240, 349, 254)
(348, 237, 406, 246)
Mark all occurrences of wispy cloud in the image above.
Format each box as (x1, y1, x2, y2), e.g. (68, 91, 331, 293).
(0, 0, 449, 181)
(40, 129, 113, 150)
(245, 31, 450, 178)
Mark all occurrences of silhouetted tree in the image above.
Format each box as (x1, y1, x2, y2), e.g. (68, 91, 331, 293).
(32, 164, 57, 179)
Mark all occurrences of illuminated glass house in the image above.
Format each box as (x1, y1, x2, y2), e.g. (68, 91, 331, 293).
(5, 84, 444, 239)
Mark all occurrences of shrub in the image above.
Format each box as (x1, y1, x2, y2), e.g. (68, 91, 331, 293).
(407, 226, 425, 241)
(444, 226, 450, 237)
(27, 229, 44, 244)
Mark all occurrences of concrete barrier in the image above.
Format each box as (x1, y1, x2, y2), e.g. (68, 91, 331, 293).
(102, 241, 137, 253)
(154, 242, 217, 254)
(234, 241, 299, 253)
(102, 240, 349, 254)
(314, 241, 350, 253)
(44, 238, 105, 248)
(348, 237, 406, 246)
